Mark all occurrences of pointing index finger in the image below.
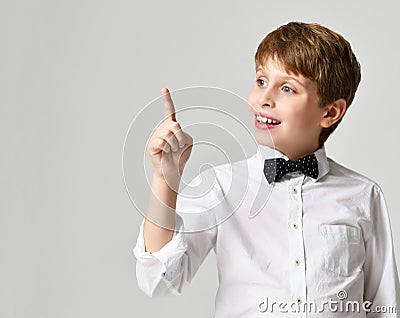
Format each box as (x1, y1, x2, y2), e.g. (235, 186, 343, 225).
(161, 87, 176, 121)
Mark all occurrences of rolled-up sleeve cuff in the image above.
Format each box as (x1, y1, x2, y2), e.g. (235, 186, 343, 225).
(133, 214, 188, 295)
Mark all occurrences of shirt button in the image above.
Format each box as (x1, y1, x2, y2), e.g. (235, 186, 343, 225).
(294, 259, 300, 266)
(291, 223, 298, 229)
(296, 297, 302, 304)
(291, 187, 297, 194)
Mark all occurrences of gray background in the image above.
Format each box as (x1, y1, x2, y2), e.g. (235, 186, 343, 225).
(1, 0, 400, 317)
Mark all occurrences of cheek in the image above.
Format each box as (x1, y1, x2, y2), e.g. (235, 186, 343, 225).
(247, 99, 253, 114)
(247, 91, 255, 106)
(248, 85, 260, 102)
(284, 99, 320, 128)
(247, 93, 257, 113)
(284, 109, 304, 128)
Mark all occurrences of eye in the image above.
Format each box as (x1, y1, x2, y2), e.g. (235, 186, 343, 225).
(282, 86, 294, 93)
(256, 79, 266, 87)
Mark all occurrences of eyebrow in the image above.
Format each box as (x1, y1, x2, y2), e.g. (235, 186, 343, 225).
(256, 68, 306, 88)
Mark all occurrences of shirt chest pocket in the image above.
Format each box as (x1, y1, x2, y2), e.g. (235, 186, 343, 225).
(319, 224, 365, 277)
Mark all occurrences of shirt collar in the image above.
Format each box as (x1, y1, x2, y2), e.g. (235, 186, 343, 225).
(255, 144, 330, 183)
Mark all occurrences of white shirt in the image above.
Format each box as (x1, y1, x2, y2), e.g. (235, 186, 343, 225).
(133, 145, 400, 317)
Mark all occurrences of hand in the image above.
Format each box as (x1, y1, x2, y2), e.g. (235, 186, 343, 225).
(147, 88, 193, 186)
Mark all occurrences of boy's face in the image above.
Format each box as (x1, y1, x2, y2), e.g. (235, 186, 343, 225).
(247, 57, 327, 160)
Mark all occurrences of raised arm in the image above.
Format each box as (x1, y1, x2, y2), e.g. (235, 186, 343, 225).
(143, 88, 193, 252)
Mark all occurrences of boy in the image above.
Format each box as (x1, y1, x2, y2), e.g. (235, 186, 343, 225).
(134, 22, 400, 317)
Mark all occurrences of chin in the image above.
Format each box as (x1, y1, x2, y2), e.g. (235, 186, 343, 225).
(254, 132, 275, 148)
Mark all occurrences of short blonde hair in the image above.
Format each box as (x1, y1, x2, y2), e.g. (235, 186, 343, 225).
(255, 22, 361, 147)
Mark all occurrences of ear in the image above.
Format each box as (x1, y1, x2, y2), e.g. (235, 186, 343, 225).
(320, 98, 347, 128)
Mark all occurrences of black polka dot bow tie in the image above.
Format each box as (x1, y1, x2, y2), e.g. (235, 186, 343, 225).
(263, 153, 319, 184)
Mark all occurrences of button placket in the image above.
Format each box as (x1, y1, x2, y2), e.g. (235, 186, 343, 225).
(287, 177, 307, 311)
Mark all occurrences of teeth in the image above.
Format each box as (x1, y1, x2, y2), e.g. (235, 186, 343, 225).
(256, 115, 280, 125)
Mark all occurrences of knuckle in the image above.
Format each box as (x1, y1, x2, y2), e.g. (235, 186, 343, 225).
(158, 139, 165, 147)
(146, 141, 156, 153)
(159, 120, 171, 130)
(149, 138, 162, 150)
(170, 121, 181, 131)
(165, 132, 175, 141)
(160, 129, 172, 139)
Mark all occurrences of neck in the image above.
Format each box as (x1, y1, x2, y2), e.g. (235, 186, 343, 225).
(280, 145, 321, 161)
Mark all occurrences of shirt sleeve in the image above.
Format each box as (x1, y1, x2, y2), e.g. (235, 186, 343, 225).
(133, 168, 220, 297)
(133, 214, 189, 297)
(363, 186, 400, 316)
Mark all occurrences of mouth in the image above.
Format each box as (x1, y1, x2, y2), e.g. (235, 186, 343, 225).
(254, 112, 281, 129)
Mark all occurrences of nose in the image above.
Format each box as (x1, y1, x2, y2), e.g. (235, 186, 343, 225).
(258, 87, 275, 108)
